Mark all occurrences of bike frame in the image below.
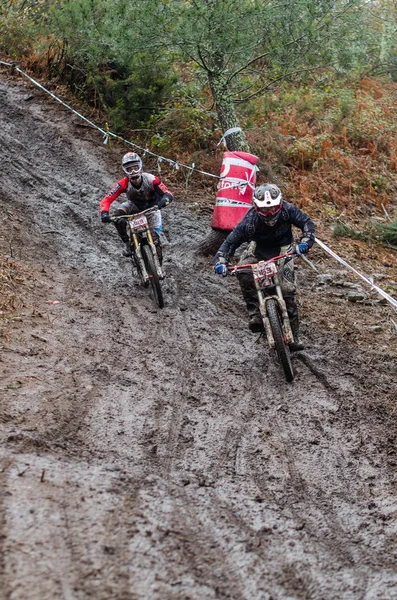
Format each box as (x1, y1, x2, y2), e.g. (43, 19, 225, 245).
(230, 253, 295, 349)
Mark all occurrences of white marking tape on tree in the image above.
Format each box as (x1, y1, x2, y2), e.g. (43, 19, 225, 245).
(218, 127, 243, 147)
(316, 238, 397, 311)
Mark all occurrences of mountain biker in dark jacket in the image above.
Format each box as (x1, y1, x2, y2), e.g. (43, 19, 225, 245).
(99, 152, 173, 258)
(214, 183, 315, 350)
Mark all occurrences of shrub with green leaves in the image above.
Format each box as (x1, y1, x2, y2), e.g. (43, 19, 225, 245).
(0, 0, 47, 57)
(376, 219, 397, 245)
(333, 222, 369, 241)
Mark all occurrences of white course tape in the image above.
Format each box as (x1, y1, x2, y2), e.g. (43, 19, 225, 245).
(0, 62, 262, 185)
(0, 60, 220, 180)
(316, 238, 397, 310)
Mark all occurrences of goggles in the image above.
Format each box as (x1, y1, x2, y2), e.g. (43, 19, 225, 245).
(257, 205, 280, 217)
(123, 163, 142, 176)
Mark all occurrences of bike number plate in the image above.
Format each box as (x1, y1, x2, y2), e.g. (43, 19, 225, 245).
(255, 262, 277, 279)
(130, 215, 148, 232)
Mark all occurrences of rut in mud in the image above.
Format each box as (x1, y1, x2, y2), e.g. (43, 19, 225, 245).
(1, 74, 397, 600)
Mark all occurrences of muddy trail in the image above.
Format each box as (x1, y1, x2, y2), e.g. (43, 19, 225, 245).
(1, 74, 397, 600)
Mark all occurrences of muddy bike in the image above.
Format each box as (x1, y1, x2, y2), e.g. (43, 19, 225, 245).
(112, 207, 165, 308)
(230, 252, 298, 382)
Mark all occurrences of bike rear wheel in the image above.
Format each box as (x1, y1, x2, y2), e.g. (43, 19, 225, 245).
(142, 244, 164, 308)
(266, 298, 294, 382)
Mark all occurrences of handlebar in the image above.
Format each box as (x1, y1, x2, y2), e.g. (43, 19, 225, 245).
(110, 206, 159, 222)
(228, 251, 296, 275)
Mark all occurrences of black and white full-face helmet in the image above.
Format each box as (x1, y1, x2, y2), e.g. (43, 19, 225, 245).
(122, 152, 143, 178)
(253, 184, 282, 225)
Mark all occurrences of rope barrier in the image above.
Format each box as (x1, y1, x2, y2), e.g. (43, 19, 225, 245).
(1, 61, 396, 312)
(315, 238, 397, 311)
(0, 60, 219, 180)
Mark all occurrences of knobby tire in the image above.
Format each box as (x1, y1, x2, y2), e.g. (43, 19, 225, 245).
(142, 244, 164, 308)
(266, 298, 294, 383)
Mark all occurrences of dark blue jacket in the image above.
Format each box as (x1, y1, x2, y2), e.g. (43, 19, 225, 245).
(215, 202, 315, 262)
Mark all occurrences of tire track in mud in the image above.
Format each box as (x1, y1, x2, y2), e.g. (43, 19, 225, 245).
(99, 262, 394, 598)
(135, 266, 201, 476)
(187, 367, 331, 598)
(146, 260, 255, 483)
(131, 480, 254, 600)
(141, 322, 387, 599)
(238, 357, 393, 597)
(67, 259, 309, 597)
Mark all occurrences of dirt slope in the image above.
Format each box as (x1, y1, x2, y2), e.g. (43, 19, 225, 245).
(1, 73, 397, 600)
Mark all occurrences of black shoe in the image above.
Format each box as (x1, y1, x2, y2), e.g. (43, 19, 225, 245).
(290, 334, 304, 351)
(249, 314, 264, 333)
(123, 242, 132, 257)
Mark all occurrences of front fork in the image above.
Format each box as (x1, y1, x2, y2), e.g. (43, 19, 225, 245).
(132, 232, 149, 283)
(131, 230, 164, 281)
(146, 230, 165, 280)
(256, 276, 295, 348)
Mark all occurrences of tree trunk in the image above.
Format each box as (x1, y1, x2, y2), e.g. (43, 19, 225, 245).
(208, 71, 250, 153)
(196, 72, 251, 256)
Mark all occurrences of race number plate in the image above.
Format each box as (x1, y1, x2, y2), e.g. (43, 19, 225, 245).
(255, 261, 277, 279)
(130, 215, 148, 231)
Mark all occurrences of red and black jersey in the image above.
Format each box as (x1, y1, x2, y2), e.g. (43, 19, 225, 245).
(100, 173, 173, 212)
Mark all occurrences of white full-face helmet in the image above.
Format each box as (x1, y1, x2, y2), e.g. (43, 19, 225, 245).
(122, 152, 143, 178)
(253, 184, 282, 224)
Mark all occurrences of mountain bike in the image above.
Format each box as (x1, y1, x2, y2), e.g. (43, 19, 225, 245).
(230, 252, 297, 382)
(112, 207, 165, 308)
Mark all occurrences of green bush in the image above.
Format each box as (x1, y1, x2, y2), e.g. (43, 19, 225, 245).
(332, 222, 368, 241)
(0, 0, 45, 58)
(376, 219, 397, 245)
(152, 103, 216, 151)
(97, 64, 178, 131)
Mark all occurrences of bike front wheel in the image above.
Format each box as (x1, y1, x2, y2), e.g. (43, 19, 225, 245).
(142, 244, 164, 308)
(266, 298, 294, 382)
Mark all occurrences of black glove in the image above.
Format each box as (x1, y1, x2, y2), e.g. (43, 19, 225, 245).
(101, 211, 111, 223)
(157, 195, 172, 209)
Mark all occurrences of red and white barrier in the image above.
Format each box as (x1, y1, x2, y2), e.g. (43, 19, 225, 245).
(211, 151, 259, 231)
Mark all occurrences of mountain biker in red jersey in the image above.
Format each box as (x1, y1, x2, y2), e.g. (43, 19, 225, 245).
(214, 183, 315, 350)
(99, 152, 174, 259)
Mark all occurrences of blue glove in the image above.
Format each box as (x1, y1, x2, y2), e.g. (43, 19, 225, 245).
(297, 242, 309, 255)
(214, 258, 228, 277)
(101, 211, 111, 223)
